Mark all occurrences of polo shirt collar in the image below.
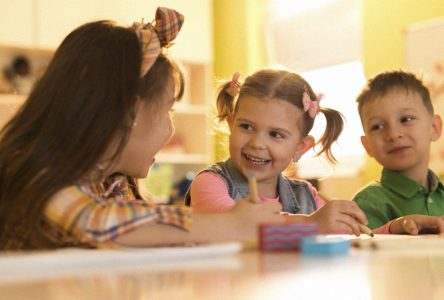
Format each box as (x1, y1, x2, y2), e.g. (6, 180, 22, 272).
(380, 168, 443, 198)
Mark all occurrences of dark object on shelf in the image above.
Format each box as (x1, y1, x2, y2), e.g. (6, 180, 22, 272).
(12, 56, 31, 77)
(169, 171, 196, 204)
(3, 55, 34, 94)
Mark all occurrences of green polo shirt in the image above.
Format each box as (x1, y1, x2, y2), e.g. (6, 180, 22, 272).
(353, 168, 444, 229)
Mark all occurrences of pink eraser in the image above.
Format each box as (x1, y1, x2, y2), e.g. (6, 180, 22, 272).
(259, 223, 318, 251)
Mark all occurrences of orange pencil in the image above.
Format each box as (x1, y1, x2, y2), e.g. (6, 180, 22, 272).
(247, 172, 260, 203)
(318, 191, 374, 237)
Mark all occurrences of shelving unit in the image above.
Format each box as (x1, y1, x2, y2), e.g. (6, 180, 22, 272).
(141, 61, 213, 203)
(0, 94, 25, 129)
(0, 47, 213, 204)
(0, 0, 214, 204)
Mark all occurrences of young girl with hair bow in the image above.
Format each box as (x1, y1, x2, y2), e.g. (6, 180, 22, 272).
(187, 69, 369, 235)
(0, 7, 285, 250)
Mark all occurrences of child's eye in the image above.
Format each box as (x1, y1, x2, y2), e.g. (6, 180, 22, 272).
(239, 123, 253, 131)
(270, 131, 284, 139)
(401, 116, 415, 123)
(369, 124, 384, 132)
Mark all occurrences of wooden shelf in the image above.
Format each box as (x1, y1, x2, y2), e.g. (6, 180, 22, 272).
(155, 153, 210, 165)
(0, 0, 214, 205)
(173, 103, 209, 114)
(0, 42, 213, 206)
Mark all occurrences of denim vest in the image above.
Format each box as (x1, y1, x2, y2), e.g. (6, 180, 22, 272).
(185, 159, 317, 214)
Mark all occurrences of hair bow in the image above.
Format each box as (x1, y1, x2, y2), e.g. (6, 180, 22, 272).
(226, 71, 241, 97)
(132, 7, 184, 77)
(302, 85, 322, 118)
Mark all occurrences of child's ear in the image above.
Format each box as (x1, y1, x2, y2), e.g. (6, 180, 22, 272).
(294, 135, 315, 158)
(360, 135, 374, 157)
(431, 114, 442, 141)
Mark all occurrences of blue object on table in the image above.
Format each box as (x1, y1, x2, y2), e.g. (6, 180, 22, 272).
(301, 235, 351, 256)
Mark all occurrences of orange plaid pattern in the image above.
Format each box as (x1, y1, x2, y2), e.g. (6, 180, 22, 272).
(43, 175, 192, 248)
(133, 7, 184, 76)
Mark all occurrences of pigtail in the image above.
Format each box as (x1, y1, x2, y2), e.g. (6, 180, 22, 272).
(316, 107, 344, 164)
(301, 83, 344, 164)
(216, 72, 241, 122)
(216, 82, 236, 122)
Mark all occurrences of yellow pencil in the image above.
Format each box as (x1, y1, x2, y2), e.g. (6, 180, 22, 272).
(318, 191, 374, 237)
(247, 172, 260, 203)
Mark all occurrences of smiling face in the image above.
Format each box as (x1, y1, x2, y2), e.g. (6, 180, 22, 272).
(360, 88, 442, 180)
(228, 96, 313, 186)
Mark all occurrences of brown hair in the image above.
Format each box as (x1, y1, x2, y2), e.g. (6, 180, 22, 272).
(0, 20, 184, 249)
(357, 70, 433, 118)
(216, 69, 344, 163)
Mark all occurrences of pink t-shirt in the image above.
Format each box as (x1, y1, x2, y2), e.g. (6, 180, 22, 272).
(190, 172, 325, 213)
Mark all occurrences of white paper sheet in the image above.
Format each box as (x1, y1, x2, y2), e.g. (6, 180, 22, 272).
(0, 242, 242, 283)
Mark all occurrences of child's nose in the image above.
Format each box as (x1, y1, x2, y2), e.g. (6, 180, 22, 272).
(386, 125, 403, 140)
(249, 133, 266, 149)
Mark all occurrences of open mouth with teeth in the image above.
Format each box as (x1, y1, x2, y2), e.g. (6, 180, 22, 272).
(243, 153, 271, 165)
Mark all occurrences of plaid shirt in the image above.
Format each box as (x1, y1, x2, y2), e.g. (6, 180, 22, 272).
(43, 175, 192, 248)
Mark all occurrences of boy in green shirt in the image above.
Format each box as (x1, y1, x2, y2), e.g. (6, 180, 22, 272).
(353, 70, 444, 234)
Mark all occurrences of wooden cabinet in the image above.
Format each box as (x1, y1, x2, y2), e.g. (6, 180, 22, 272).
(0, 1, 35, 48)
(0, 94, 26, 129)
(0, 0, 213, 63)
(0, 58, 213, 204)
(0, 0, 213, 203)
(36, 0, 98, 49)
(0, 0, 94, 50)
(95, 0, 213, 63)
(160, 62, 212, 163)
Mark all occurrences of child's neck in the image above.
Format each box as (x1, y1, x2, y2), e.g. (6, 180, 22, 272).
(258, 179, 279, 198)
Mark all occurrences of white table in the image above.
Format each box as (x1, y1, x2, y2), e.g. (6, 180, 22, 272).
(0, 235, 443, 300)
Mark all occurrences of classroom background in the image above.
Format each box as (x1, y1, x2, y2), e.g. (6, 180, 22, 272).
(1, 0, 444, 202)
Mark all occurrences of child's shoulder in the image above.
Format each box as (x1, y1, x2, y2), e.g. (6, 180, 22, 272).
(44, 185, 89, 220)
(282, 175, 312, 188)
(195, 161, 227, 176)
(357, 180, 383, 192)
(352, 180, 386, 201)
(49, 185, 86, 203)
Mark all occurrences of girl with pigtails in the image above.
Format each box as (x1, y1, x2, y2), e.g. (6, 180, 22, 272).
(187, 69, 368, 235)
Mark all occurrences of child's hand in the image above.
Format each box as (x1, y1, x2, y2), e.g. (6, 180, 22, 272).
(389, 215, 444, 235)
(307, 200, 368, 235)
(230, 199, 285, 237)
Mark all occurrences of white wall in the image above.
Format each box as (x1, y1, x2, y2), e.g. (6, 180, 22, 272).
(0, 0, 213, 62)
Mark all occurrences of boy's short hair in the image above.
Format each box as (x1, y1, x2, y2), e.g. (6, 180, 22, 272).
(356, 70, 433, 117)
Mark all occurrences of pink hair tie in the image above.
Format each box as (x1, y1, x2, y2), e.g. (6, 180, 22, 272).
(226, 72, 241, 97)
(302, 85, 322, 118)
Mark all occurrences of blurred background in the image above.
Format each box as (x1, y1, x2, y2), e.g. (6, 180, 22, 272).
(1, 0, 444, 202)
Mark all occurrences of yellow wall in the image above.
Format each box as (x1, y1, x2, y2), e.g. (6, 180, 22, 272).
(213, 0, 444, 181)
(213, 0, 267, 78)
(361, 0, 444, 182)
(212, 0, 267, 161)
(362, 0, 444, 78)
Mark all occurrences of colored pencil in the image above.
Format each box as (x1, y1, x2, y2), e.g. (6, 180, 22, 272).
(247, 172, 260, 203)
